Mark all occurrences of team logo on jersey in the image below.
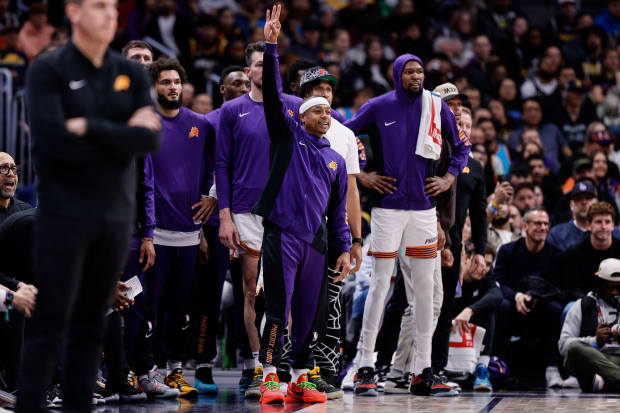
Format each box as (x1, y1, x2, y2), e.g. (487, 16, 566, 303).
(189, 126, 200, 138)
(113, 74, 131, 91)
(328, 161, 338, 171)
(287, 109, 294, 117)
(463, 166, 470, 174)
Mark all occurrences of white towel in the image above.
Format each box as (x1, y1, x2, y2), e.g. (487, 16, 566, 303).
(415, 90, 443, 160)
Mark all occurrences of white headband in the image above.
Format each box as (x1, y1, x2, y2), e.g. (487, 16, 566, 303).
(299, 96, 330, 114)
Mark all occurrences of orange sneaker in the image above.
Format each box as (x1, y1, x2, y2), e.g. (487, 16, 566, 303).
(260, 373, 285, 404)
(285, 373, 327, 404)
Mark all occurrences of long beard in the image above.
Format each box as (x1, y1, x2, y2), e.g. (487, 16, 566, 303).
(158, 93, 182, 110)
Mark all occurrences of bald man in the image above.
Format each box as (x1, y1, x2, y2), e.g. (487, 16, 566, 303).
(0, 152, 31, 226)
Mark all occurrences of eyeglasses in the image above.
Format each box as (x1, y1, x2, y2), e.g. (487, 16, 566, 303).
(529, 220, 549, 227)
(0, 165, 20, 176)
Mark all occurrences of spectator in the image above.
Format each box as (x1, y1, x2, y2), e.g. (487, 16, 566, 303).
(466, 87, 482, 112)
(477, 0, 521, 44)
(289, 19, 325, 63)
(520, 48, 561, 103)
(497, 77, 522, 125)
(534, 184, 545, 207)
(580, 26, 607, 84)
(508, 163, 534, 187)
(188, 14, 226, 92)
(559, 258, 620, 393)
(547, 0, 579, 43)
(0, 25, 28, 89)
(0, 0, 18, 31)
(182, 82, 195, 107)
(512, 182, 536, 215)
(547, 180, 598, 252)
(488, 99, 516, 141)
(508, 98, 571, 174)
(190, 93, 213, 114)
(594, 0, 620, 38)
(559, 80, 598, 152)
(563, 202, 620, 302)
(336, 0, 382, 46)
(144, 0, 192, 65)
(494, 207, 564, 387)
(592, 150, 620, 210)
(0, 152, 30, 225)
(509, 204, 525, 237)
(464, 34, 492, 91)
(453, 242, 503, 391)
(479, 118, 511, 176)
(528, 154, 563, 212)
(338, 87, 374, 120)
(17, 3, 55, 61)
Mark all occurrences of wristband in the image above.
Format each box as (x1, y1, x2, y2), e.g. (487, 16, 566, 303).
(488, 203, 498, 216)
(4, 291, 13, 307)
(352, 237, 363, 246)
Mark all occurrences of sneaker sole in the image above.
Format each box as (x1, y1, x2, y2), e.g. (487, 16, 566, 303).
(120, 393, 148, 402)
(431, 389, 460, 397)
(325, 390, 344, 400)
(261, 394, 285, 404)
(245, 390, 262, 399)
(354, 388, 378, 397)
(151, 389, 181, 399)
(179, 389, 198, 398)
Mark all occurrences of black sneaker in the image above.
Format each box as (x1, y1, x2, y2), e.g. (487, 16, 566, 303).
(46, 385, 62, 408)
(384, 373, 410, 394)
(436, 370, 461, 394)
(119, 376, 147, 402)
(410, 368, 457, 397)
(308, 366, 344, 399)
(238, 368, 254, 393)
(354, 367, 378, 397)
(374, 365, 389, 392)
(94, 380, 119, 403)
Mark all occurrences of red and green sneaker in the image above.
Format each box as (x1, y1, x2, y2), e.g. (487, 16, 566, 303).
(259, 372, 285, 404)
(285, 373, 327, 404)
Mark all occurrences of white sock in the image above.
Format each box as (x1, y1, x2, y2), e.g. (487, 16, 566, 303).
(252, 352, 262, 367)
(167, 360, 182, 375)
(263, 364, 277, 381)
(388, 368, 404, 379)
(243, 358, 256, 370)
(479, 356, 490, 367)
(291, 368, 307, 383)
(196, 363, 212, 370)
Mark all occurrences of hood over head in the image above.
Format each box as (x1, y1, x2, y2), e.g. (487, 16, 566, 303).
(393, 54, 424, 100)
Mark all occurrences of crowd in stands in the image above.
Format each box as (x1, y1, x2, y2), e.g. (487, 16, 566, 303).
(2, 0, 620, 405)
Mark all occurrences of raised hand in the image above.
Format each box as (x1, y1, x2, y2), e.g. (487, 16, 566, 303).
(264, 3, 282, 44)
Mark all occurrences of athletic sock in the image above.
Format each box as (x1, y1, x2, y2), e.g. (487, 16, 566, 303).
(243, 358, 256, 370)
(263, 364, 277, 381)
(479, 355, 490, 367)
(291, 369, 307, 383)
(167, 360, 182, 376)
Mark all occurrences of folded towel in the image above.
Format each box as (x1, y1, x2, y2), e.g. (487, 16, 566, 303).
(416, 90, 443, 160)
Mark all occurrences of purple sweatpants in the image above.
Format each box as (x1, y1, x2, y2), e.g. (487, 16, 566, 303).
(259, 222, 326, 369)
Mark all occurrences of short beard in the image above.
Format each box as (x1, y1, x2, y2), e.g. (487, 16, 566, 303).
(0, 188, 14, 199)
(158, 93, 182, 110)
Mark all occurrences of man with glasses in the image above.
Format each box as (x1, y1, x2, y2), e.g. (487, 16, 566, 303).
(0, 152, 30, 226)
(493, 207, 565, 387)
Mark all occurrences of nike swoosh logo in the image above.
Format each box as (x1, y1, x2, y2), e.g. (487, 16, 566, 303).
(384, 121, 396, 126)
(299, 141, 307, 147)
(69, 80, 86, 90)
(239, 112, 250, 117)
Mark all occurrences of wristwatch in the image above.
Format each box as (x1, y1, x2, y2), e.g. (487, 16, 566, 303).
(352, 237, 363, 246)
(4, 291, 13, 307)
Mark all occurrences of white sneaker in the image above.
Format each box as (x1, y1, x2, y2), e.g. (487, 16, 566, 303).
(592, 374, 605, 392)
(545, 366, 563, 388)
(562, 376, 580, 388)
(342, 367, 356, 391)
(138, 366, 181, 399)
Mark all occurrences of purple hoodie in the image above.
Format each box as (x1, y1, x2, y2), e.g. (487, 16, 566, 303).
(253, 42, 350, 255)
(344, 54, 469, 211)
